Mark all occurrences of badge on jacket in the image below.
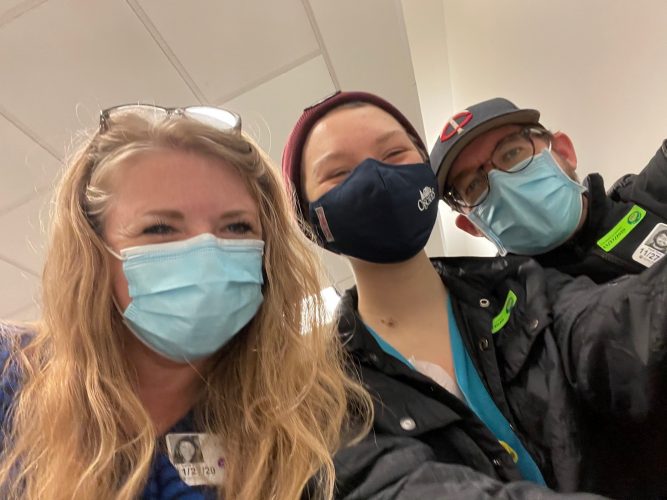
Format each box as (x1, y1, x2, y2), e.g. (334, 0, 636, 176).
(632, 223, 667, 267)
(165, 432, 225, 486)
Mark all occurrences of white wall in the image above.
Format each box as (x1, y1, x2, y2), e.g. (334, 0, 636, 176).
(441, 0, 667, 183)
(401, 0, 496, 257)
(400, 0, 667, 257)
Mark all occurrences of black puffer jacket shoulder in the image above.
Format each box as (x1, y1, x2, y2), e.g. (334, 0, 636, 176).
(331, 255, 667, 498)
(536, 139, 667, 283)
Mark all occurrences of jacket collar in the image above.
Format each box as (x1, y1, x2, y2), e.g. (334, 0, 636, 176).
(434, 257, 552, 382)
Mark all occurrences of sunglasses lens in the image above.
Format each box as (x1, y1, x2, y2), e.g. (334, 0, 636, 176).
(108, 105, 168, 123)
(185, 106, 240, 131)
(101, 105, 241, 134)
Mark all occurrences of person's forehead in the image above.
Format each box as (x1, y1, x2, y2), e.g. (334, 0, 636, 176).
(304, 105, 408, 157)
(109, 149, 259, 220)
(448, 124, 522, 180)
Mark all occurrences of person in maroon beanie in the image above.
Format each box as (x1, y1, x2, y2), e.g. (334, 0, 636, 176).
(283, 91, 667, 498)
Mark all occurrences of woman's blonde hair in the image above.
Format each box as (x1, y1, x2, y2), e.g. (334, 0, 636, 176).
(0, 110, 371, 499)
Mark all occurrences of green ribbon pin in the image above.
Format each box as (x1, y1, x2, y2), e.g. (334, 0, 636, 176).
(492, 290, 518, 334)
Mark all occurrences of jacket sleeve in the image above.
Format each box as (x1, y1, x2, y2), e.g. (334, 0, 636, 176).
(609, 138, 667, 217)
(333, 434, 604, 500)
(546, 255, 667, 419)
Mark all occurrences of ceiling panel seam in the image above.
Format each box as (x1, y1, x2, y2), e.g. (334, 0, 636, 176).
(0, 0, 48, 29)
(0, 256, 40, 279)
(300, 0, 339, 90)
(125, 0, 207, 104)
(215, 49, 321, 105)
(0, 105, 63, 162)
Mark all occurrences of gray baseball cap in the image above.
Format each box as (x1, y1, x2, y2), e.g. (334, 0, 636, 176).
(430, 98, 541, 194)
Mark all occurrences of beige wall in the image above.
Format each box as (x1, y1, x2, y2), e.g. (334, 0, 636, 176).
(402, 0, 667, 256)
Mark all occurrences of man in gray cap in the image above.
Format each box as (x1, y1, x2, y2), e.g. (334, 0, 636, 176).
(430, 98, 667, 283)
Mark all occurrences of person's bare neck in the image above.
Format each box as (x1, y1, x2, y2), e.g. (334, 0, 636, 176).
(124, 331, 208, 435)
(350, 251, 447, 332)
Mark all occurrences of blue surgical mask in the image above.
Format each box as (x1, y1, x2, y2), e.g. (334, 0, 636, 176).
(109, 233, 264, 362)
(467, 150, 587, 256)
(308, 158, 439, 263)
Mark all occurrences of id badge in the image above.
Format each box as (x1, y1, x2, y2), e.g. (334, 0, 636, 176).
(165, 432, 225, 487)
(632, 223, 667, 267)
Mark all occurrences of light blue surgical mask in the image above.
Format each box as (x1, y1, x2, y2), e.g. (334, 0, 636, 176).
(467, 150, 587, 256)
(109, 233, 264, 362)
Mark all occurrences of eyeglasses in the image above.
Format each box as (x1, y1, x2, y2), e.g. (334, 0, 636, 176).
(443, 127, 551, 211)
(99, 104, 242, 134)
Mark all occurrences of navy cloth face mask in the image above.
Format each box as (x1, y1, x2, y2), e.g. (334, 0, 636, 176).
(308, 158, 439, 263)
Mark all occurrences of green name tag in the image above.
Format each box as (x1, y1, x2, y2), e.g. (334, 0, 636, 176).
(597, 205, 646, 252)
(492, 290, 518, 334)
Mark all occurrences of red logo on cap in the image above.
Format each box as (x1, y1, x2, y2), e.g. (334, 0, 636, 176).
(440, 111, 473, 141)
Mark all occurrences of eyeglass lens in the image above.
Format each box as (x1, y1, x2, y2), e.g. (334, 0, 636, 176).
(451, 131, 536, 207)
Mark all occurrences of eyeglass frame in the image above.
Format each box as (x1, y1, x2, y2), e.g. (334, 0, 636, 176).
(442, 126, 552, 212)
(99, 104, 242, 134)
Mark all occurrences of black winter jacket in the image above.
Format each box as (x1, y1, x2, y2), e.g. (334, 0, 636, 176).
(536, 139, 667, 283)
(333, 256, 667, 499)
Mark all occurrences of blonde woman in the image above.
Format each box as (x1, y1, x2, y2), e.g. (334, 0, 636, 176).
(0, 105, 371, 500)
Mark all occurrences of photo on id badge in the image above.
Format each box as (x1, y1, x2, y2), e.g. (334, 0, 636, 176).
(165, 433, 225, 486)
(632, 223, 667, 267)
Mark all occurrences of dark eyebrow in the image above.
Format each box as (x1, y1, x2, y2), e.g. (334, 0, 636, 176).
(311, 151, 349, 181)
(374, 129, 405, 146)
(311, 129, 408, 179)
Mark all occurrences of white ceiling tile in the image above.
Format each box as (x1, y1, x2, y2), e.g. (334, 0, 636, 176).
(307, 0, 424, 138)
(137, 0, 320, 103)
(0, 193, 50, 274)
(0, 0, 43, 22)
(0, 260, 39, 317)
(220, 56, 335, 164)
(0, 0, 26, 17)
(0, 114, 61, 213)
(0, 0, 198, 158)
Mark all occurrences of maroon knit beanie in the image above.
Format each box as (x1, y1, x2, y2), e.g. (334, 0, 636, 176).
(281, 91, 426, 214)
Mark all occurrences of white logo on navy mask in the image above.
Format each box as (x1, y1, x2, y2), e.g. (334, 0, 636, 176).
(418, 186, 436, 211)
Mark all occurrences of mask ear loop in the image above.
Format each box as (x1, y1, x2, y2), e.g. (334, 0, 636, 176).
(101, 242, 127, 315)
(464, 171, 509, 256)
(103, 243, 124, 261)
(540, 148, 588, 192)
(466, 211, 509, 257)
